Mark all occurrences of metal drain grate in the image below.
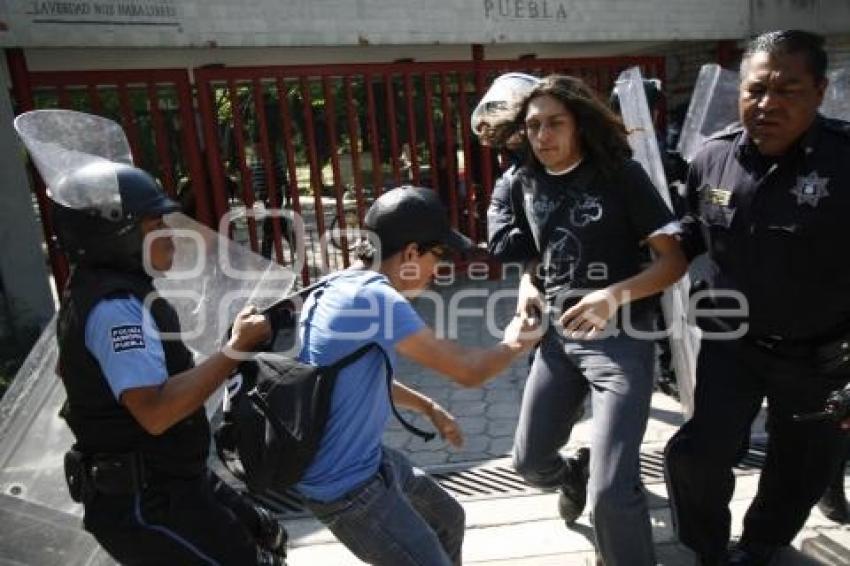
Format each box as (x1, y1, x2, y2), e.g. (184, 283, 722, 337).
(248, 440, 768, 520)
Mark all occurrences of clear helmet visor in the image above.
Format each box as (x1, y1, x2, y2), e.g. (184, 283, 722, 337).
(13, 109, 133, 216)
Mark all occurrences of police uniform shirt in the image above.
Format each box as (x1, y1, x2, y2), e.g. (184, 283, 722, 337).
(681, 116, 850, 340)
(85, 296, 169, 400)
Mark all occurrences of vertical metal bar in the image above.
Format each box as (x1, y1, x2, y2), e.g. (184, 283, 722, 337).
(473, 64, 494, 204)
(299, 76, 329, 271)
(322, 76, 350, 268)
(384, 74, 401, 185)
(439, 73, 459, 229)
(422, 73, 439, 194)
(87, 84, 103, 114)
(344, 76, 366, 226)
(275, 77, 310, 285)
(117, 82, 143, 167)
(365, 74, 384, 197)
(403, 72, 419, 185)
(146, 83, 176, 197)
(227, 79, 259, 252)
(457, 73, 476, 239)
(252, 78, 284, 265)
(55, 85, 71, 108)
(5, 49, 35, 112)
(181, 72, 215, 227)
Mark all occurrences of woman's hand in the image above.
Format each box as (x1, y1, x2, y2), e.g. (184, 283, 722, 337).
(559, 289, 619, 339)
(428, 403, 464, 448)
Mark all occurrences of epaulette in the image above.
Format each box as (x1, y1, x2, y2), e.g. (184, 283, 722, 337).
(820, 115, 850, 140)
(705, 122, 744, 141)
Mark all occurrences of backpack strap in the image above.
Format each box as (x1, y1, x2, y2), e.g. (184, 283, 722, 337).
(310, 283, 436, 442)
(327, 343, 436, 442)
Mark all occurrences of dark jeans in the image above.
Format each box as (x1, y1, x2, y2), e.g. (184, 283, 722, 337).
(664, 338, 846, 560)
(83, 470, 280, 565)
(304, 447, 465, 566)
(512, 329, 656, 566)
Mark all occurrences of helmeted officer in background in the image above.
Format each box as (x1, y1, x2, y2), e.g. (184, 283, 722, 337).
(473, 72, 542, 263)
(664, 30, 850, 565)
(15, 109, 287, 564)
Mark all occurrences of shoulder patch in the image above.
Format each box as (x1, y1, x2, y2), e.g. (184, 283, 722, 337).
(706, 122, 744, 141)
(111, 324, 146, 353)
(821, 116, 850, 140)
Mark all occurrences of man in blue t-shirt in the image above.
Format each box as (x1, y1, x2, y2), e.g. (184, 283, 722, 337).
(297, 186, 540, 566)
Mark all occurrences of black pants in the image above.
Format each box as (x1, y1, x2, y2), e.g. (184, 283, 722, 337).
(83, 469, 280, 565)
(664, 338, 846, 561)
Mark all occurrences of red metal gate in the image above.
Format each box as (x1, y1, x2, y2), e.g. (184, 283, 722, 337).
(193, 56, 665, 284)
(10, 52, 664, 288)
(7, 54, 209, 291)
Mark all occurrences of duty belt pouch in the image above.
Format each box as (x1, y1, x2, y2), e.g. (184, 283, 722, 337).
(815, 334, 850, 379)
(89, 453, 146, 495)
(63, 449, 89, 504)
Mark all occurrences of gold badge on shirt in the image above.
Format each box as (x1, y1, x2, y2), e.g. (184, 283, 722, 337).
(706, 187, 732, 207)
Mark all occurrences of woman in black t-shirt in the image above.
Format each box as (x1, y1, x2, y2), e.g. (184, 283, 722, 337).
(503, 75, 687, 566)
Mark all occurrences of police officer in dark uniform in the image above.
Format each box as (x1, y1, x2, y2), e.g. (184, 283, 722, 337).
(42, 151, 288, 564)
(664, 30, 850, 565)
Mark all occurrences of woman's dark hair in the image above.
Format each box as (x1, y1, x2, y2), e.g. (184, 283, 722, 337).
(518, 74, 633, 176)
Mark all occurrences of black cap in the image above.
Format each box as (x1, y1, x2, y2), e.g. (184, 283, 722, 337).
(365, 186, 473, 257)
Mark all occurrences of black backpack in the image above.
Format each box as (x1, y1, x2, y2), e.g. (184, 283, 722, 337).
(214, 278, 435, 493)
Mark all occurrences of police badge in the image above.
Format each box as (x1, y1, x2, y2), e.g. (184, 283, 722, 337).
(790, 171, 830, 207)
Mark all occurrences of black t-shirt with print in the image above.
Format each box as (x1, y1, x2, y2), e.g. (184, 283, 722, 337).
(515, 158, 673, 323)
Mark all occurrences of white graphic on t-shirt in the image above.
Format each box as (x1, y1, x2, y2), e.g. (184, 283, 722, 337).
(570, 193, 603, 227)
(542, 227, 583, 288)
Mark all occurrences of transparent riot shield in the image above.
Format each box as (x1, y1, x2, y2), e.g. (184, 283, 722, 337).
(1, 111, 297, 535)
(615, 67, 700, 416)
(677, 64, 740, 163)
(822, 66, 850, 122)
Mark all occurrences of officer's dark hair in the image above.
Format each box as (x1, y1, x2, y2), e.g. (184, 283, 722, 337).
(519, 74, 632, 177)
(742, 29, 828, 83)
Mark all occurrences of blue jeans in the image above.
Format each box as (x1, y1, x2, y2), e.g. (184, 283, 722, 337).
(303, 447, 465, 566)
(512, 329, 656, 566)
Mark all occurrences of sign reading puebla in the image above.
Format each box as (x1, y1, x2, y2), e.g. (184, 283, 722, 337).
(483, 0, 569, 21)
(25, 0, 179, 26)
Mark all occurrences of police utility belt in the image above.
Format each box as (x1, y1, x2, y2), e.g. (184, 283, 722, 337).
(749, 331, 850, 379)
(64, 449, 148, 503)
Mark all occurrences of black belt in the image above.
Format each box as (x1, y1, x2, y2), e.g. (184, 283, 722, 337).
(746, 334, 814, 359)
(64, 450, 148, 503)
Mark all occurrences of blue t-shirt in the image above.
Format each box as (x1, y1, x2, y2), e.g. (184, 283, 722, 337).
(295, 270, 425, 502)
(85, 296, 168, 400)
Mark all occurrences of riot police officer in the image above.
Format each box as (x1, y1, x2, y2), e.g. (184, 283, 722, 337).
(664, 30, 850, 565)
(24, 125, 287, 564)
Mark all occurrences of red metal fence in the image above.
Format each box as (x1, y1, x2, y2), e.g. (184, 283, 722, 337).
(193, 56, 665, 284)
(11, 53, 665, 288)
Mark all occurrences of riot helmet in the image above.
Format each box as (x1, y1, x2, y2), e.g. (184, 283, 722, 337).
(13, 109, 180, 270)
(51, 162, 180, 269)
(471, 72, 541, 147)
(610, 78, 663, 115)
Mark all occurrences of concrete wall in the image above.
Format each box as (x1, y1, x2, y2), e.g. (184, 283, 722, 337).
(752, 0, 850, 36)
(0, 54, 55, 338)
(0, 0, 748, 48)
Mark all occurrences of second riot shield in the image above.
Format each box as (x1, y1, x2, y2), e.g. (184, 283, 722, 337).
(615, 66, 700, 417)
(677, 64, 740, 163)
(822, 66, 850, 122)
